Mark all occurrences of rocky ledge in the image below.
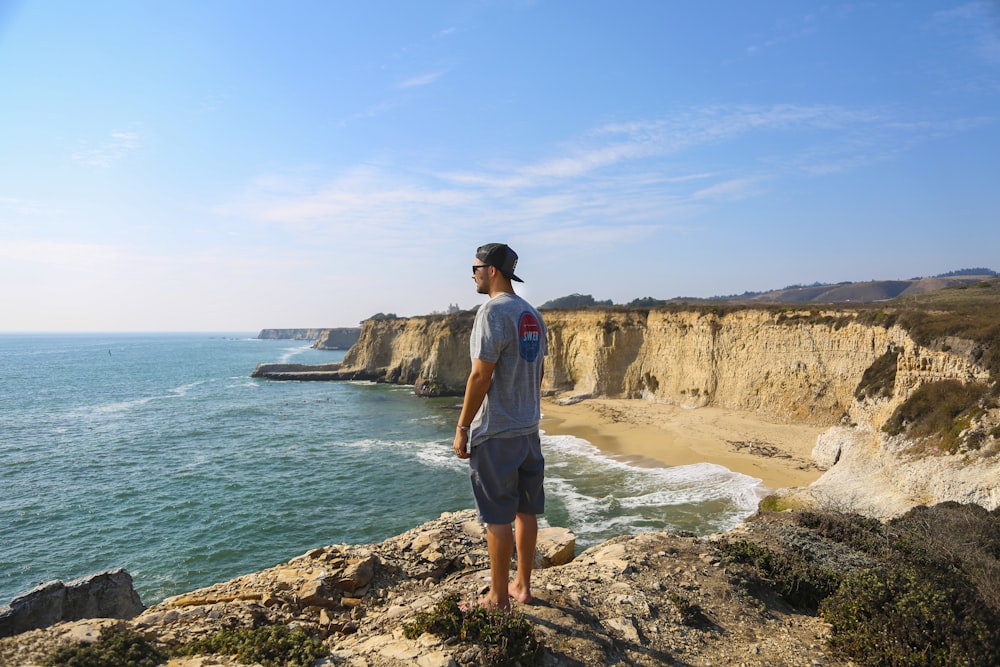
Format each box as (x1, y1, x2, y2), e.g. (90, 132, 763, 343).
(0, 509, 857, 667)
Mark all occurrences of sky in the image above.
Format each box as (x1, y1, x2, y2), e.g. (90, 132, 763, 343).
(1, 1, 998, 332)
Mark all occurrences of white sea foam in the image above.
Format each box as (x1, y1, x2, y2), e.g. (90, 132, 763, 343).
(169, 380, 207, 397)
(90, 396, 155, 414)
(540, 431, 762, 539)
(277, 343, 315, 364)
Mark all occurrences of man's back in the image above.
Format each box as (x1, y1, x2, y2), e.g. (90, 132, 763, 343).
(470, 292, 547, 442)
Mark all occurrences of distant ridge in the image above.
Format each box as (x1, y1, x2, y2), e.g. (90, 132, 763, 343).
(707, 269, 998, 305)
(540, 269, 998, 310)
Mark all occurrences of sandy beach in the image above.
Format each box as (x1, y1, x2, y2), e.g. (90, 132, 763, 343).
(540, 397, 828, 491)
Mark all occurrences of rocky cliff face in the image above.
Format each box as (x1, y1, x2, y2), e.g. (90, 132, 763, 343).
(251, 306, 998, 515)
(256, 328, 361, 348)
(321, 313, 477, 396)
(257, 328, 329, 340)
(313, 328, 362, 350)
(325, 308, 988, 429)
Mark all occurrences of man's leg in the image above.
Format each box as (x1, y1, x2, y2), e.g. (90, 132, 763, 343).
(482, 522, 514, 610)
(510, 512, 537, 603)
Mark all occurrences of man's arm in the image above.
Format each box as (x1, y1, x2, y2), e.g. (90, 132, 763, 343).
(453, 357, 496, 459)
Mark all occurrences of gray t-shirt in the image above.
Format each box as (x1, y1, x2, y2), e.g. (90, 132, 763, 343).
(469, 292, 547, 445)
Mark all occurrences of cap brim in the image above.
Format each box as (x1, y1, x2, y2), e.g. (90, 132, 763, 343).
(511, 274, 524, 283)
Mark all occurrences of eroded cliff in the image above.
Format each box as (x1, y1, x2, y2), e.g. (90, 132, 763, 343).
(252, 306, 999, 515)
(259, 307, 986, 427)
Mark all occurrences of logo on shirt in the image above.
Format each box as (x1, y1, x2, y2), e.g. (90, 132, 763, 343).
(518, 312, 542, 362)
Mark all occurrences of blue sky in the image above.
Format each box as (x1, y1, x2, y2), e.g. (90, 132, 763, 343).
(1, 1, 998, 331)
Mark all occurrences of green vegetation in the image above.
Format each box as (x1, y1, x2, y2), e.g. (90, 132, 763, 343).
(42, 627, 167, 667)
(718, 504, 1000, 667)
(854, 347, 900, 401)
(403, 593, 542, 666)
(45, 624, 328, 667)
(173, 625, 327, 667)
(882, 380, 991, 453)
(539, 293, 614, 309)
(669, 591, 710, 627)
(626, 296, 667, 307)
(718, 537, 840, 610)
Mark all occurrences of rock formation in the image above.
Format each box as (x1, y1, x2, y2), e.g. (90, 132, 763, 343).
(0, 569, 143, 639)
(256, 328, 361, 349)
(252, 306, 999, 516)
(257, 328, 329, 341)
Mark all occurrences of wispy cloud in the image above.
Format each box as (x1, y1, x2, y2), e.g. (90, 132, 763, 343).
(745, 9, 822, 56)
(933, 1, 1000, 65)
(0, 195, 46, 216)
(221, 102, 970, 253)
(71, 131, 140, 167)
(396, 71, 444, 89)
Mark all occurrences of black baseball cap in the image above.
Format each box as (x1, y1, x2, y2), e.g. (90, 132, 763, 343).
(476, 243, 523, 283)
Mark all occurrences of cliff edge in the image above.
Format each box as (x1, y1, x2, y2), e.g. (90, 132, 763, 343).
(253, 306, 1000, 517)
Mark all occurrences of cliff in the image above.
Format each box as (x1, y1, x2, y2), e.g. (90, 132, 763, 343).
(252, 306, 999, 516)
(257, 328, 329, 340)
(256, 328, 361, 349)
(255, 307, 987, 427)
(313, 328, 362, 350)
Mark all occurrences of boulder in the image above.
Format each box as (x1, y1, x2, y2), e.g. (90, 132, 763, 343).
(0, 569, 144, 638)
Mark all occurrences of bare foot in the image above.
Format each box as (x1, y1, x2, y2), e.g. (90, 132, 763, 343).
(460, 592, 511, 612)
(509, 582, 532, 605)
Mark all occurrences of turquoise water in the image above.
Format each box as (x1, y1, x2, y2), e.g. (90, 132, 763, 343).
(1, 333, 762, 606)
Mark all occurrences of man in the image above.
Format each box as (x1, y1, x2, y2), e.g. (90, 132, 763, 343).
(453, 242, 547, 611)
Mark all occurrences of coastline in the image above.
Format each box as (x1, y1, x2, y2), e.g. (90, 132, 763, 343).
(540, 397, 827, 491)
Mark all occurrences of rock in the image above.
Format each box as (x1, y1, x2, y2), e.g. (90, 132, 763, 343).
(336, 555, 377, 592)
(536, 526, 576, 567)
(0, 569, 143, 638)
(298, 579, 338, 608)
(812, 426, 860, 469)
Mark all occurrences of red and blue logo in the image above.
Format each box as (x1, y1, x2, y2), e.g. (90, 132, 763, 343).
(518, 312, 542, 362)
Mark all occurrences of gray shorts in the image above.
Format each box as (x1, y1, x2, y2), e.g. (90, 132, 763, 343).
(469, 432, 545, 525)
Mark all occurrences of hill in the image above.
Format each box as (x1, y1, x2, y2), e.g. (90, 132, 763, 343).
(739, 275, 995, 304)
(540, 270, 998, 311)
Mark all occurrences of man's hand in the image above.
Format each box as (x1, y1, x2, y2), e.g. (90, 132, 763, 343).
(454, 427, 470, 459)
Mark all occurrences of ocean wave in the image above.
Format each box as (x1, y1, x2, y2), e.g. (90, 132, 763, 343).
(277, 343, 316, 364)
(540, 432, 762, 540)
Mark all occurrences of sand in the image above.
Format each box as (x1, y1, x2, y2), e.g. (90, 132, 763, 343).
(540, 397, 828, 491)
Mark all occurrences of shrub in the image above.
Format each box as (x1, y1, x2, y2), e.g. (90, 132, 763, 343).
(43, 627, 167, 667)
(794, 510, 886, 556)
(669, 592, 710, 627)
(403, 594, 541, 666)
(854, 347, 899, 401)
(887, 503, 1000, 613)
(717, 538, 840, 611)
(821, 565, 999, 666)
(882, 380, 990, 453)
(726, 506, 1000, 666)
(172, 625, 327, 667)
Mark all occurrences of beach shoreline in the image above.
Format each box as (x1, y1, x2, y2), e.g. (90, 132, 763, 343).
(540, 397, 827, 491)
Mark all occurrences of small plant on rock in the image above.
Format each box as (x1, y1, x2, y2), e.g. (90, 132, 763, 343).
(172, 625, 327, 667)
(403, 593, 542, 666)
(43, 627, 167, 667)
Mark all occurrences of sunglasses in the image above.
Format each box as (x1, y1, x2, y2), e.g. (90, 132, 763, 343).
(472, 264, 491, 274)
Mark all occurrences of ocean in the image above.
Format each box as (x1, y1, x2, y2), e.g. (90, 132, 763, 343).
(1, 333, 763, 607)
